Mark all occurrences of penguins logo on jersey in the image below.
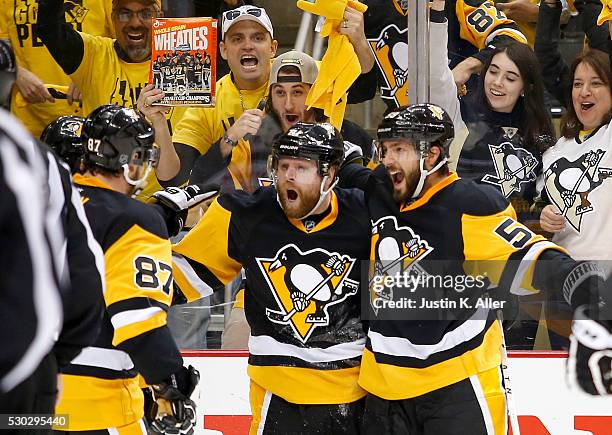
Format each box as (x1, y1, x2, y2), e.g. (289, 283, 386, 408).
(257, 244, 359, 343)
(481, 141, 538, 197)
(544, 150, 612, 232)
(258, 177, 273, 187)
(370, 216, 433, 312)
(369, 24, 409, 107)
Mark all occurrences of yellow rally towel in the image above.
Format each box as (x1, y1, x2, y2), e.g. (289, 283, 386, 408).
(597, 0, 612, 25)
(296, 0, 367, 129)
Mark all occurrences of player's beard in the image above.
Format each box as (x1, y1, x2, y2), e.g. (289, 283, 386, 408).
(391, 163, 421, 204)
(277, 182, 321, 219)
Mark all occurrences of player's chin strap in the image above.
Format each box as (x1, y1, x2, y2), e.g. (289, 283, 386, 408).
(297, 175, 338, 220)
(412, 156, 448, 199)
(123, 163, 153, 197)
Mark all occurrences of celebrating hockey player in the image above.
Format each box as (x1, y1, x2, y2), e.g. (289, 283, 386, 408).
(338, 103, 612, 433)
(54, 104, 199, 434)
(172, 123, 370, 434)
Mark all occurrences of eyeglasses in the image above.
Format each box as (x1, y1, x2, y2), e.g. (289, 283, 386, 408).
(115, 8, 158, 23)
(224, 7, 263, 22)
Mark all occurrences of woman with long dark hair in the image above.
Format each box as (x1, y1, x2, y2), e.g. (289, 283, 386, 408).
(431, 13, 554, 226)
(455, 41, 555, 225)
(538, 49, 612, 261)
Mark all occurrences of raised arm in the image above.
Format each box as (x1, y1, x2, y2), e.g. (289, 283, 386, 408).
(37, 0, 85, 75)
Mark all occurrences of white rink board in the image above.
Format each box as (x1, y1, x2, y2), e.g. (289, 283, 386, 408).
(184, 352, 612, 435)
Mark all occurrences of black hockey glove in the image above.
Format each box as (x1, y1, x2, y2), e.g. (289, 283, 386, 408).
(153, 183, 219, 236)
(148, 365, 200, 435)
(567, 305, 612, 395)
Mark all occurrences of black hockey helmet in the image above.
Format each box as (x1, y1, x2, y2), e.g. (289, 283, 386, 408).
(81, 104, 157, 173)
(270, 122, 344, 177)
(40, 116, 85, 172)
(377, 103, 454, 158)
(0, 40, 16, 109)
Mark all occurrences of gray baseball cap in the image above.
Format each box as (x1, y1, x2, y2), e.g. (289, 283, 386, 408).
(269, 51, 318, 86)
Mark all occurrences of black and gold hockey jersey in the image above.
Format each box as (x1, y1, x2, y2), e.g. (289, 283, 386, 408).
(349, 0, 526, 110)
(56, 174, 182, 430)
(173, 187, 371, 404)
(456, 99, 543, 224)
(340, 165, 566, 400)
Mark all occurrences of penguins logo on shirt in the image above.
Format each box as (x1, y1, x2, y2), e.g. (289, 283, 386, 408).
(370, 216, 433, 312)
(369, 24, 409, 107)
(481, 141, 538, 197)
(544, 149, 612, 232)
(257, 244, 359, 343)
(65, 1, 89, 28)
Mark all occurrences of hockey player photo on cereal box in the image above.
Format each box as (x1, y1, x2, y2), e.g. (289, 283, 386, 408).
(150, 17, 217, 106)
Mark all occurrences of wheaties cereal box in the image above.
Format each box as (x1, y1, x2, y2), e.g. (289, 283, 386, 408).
(151, 17, 217, 106)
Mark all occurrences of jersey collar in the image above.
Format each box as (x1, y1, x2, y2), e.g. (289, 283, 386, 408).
(288, 190, 339, 234)
(73, 173, 115, 191)
(399, 172, 459, 212)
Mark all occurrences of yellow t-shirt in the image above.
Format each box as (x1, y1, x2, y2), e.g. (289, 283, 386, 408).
(1, 0, 114, 137)
(172, 73, 269, 155)
(70, 32, 187, 200)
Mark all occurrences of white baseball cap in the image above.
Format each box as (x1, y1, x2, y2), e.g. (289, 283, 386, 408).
(222, 5, 274, 39)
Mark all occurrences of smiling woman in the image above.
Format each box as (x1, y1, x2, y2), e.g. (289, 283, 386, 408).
(537, 49, 612, 262)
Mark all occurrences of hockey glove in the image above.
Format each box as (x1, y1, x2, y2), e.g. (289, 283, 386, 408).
(341, 140, 364, 168)
(567, 305, 612, 395)
(149, 365, 200, 435)
(153, 183, 219, 236)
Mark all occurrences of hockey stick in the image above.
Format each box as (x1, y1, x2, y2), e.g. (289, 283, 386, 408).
(497, 310, 521, 435)
(266, 271, 337, 323)
(368, 246, 427, 286)
(561, 157, 595, 216)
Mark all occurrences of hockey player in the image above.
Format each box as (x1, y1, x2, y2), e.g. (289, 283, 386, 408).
(172, 123, 370, 434)
(54, 104, 199, 434)
(338, 103, 611, 433)
(40, 115, 86, 174)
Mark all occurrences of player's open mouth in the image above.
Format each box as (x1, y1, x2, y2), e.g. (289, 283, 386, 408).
(240, 55, 258, 70)
(284, 114, 299, 124)
(390, 171, 404, 186)
(287, 189, 298, 201)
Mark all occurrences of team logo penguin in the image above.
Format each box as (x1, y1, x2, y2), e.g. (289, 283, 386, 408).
(481, 140, 538, 197)
(544, 150, 612, 232)
(65, 1, 89, 27)
(370, 216, 433, 310)
(369, 24, 409, 107)
(257, 245, 359, 343)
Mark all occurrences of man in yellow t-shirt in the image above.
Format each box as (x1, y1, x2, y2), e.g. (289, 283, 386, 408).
(0, 0, 113, 137)
(37, 0, 186, 199)
(137, 5, 278, 191)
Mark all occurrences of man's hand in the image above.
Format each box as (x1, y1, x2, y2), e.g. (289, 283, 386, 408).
(568, 305, 612, 395)
(540, 204, 566, 233)
(153, 183, 220, 236)
(225, 109, 265, 143)
(137, 84, 170, 126)
(451, 57, 484, 88)
(340, 5, 375, 73)
(66, 82, 82, 105)
(149, 366, 200, 435)
(497, 0, 539, 23)
(16, 66, 54, 104)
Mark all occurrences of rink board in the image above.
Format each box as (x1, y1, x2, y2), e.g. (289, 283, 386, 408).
(183, 350, 612, 435)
